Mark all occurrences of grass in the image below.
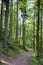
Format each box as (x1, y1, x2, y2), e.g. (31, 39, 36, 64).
(13, 46, 25, 54)
(0, 41, 25, 58)
(1, 46, 26, 59)
(30, 56, 39, 65)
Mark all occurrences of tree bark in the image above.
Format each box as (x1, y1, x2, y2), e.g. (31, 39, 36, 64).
(22, 8, 26, 50)
(3, 0, 9, 50)
(0, 0, 3, 40)
(36, 0, 40, 59)
(33, 21, 35, 50)
(39, 10, 43, 58)
(16, 0, 19, 44)
(9, 0, 13, 36)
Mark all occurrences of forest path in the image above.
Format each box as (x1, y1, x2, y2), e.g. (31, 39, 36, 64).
(0, 49, 34, 65)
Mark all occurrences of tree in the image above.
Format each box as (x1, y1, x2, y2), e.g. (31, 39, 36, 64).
(36, 0, 40, 59)
(16, 0, 19, 44)
(3, 0, 9, 50)
(32, 14, 35, 50)
(21, 0, 27, 50)
(0, 0, 3, 40)
(9, 0, 13, 36)
(22, 7, 26, 49)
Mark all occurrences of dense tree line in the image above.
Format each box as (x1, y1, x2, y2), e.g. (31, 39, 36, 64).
(0, 0, 43, 65)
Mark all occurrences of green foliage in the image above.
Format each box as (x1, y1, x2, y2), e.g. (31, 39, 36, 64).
(30, 56, 39, 65)
(0, 42, 11, 57)
(0, 31, 4, 40)
(0, 42, 3, 51)
(13, 46, 25, 54)
(0, 0, 43, 63)
(2, 48, 11, 57)
(8, 36, 15, 45)
(25, 20, 33, 48)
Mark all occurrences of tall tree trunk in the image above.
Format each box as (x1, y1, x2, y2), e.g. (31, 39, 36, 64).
(39, 10, 42, 58)
(9, 0, 13, 36)
(23, 16, 25, 49)
(0, 0, 3, 31)
(36, 0, 40, 59)
(22, 8, 26, 50)
(32, 12, 35, 50)
(33, 21, 35, 50)
(16, 0, 18, 43)
(3, 0, 9, 50)
(0, 0, 3, 40)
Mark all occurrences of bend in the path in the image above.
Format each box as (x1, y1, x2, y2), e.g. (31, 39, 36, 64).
(13, 49, 34, 65)
(0, 49, 34, 65)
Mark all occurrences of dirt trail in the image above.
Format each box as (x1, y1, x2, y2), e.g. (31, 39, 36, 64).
(0, 49, 34, 65)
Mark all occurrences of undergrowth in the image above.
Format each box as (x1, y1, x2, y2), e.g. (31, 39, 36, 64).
(30, 56, 39, 65)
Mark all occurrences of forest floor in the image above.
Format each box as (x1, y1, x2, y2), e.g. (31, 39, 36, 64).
(0, 49, 34, 65)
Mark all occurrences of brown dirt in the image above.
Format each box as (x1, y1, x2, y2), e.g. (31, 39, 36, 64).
(0, 49, 34, 65)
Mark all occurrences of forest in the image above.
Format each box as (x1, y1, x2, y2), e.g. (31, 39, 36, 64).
(0, 0, 43, 65)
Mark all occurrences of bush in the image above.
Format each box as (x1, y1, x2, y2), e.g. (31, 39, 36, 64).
(30, 56, 39, 65)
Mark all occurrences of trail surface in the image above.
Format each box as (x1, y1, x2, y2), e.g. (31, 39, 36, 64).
(0, 49, 34, 65)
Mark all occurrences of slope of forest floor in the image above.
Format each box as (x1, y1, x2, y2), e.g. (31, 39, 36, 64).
(0, 49, 39, 65)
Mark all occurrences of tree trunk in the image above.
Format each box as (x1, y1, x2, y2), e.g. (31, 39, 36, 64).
(9, 0, 13, 36)
(22, 8, 26, 50)
(3, 0, 9, 50)
(33, 21, 35, 50)
(36, 0, 40, 59)
(0, 0, 3, 40)
(39, 10, 43, 58)
(16, 0, 19, 44)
